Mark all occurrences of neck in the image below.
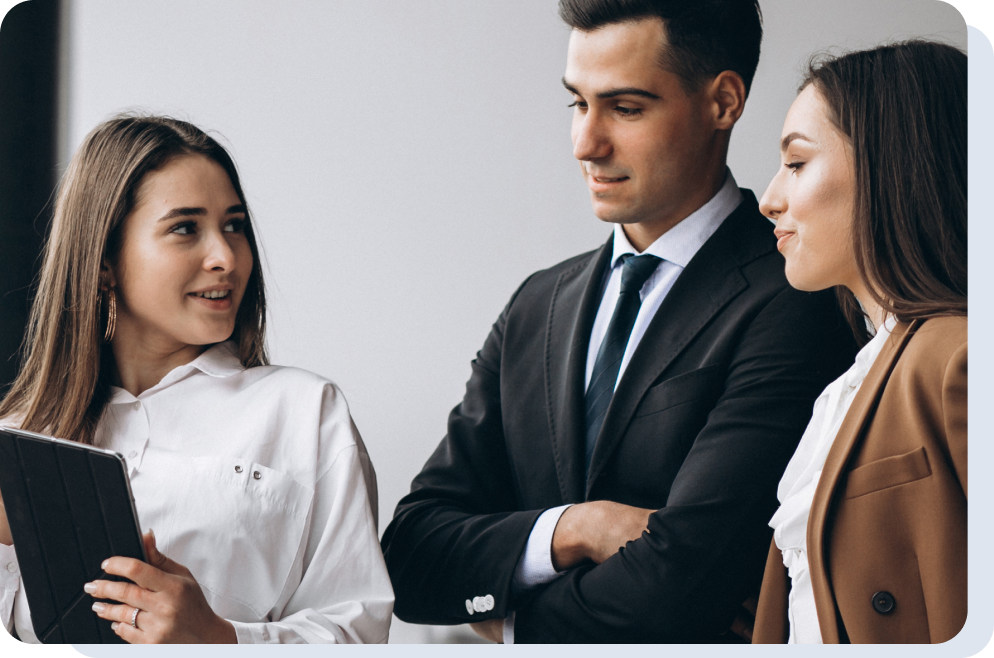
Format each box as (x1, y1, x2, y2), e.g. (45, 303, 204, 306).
(851, 284, 887, 332)
(110, 331, 208, 397)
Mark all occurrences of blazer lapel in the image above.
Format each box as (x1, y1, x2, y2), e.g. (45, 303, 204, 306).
(545, 237, 614, 503)
(585, 195, 766, 493)
(806, 319, 919, 643)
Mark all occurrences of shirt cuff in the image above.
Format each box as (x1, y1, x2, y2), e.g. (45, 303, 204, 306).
(0, 543, 19, 592)
(228, 619, 262, 644)
(503, 611, 515, 644)
(511, 504, 572, 591)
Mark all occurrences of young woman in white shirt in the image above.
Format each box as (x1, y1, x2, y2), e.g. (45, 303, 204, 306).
(0, 116, 394, 643)
(753, 41, 966, 643)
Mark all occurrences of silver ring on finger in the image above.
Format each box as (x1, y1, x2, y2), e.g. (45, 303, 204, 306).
(131, 607, 141, 629)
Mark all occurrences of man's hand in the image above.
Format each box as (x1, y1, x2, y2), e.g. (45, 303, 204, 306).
(470, 618, 504, 643)
(551, 501, 654, 571)
(729, 596, 757, 642)
(0, 493, 12, 546)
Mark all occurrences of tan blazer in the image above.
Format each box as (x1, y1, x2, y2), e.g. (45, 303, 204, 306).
(754, 316, 967, 643)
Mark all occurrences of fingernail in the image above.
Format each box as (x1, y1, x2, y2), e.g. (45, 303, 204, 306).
(148, 528, 155, 543)
(111, 622, 118, 631)
(83, 583, 97, 594)
(91, 602, 105, 613)
(101, 559, 109, 570)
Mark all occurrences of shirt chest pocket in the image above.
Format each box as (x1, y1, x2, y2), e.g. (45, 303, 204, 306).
(141, 455, 314, 620)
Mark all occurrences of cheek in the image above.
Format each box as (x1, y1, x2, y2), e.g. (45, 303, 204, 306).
(117, 244, 193, 309)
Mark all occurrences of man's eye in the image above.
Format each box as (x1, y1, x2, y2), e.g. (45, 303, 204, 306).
(567, 100, 587, 110)
(171, 222, 196, 235)
(616, 106, 641, 116)
(224, 219, 246, 233)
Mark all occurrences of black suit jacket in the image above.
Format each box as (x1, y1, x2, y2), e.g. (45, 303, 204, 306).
(381, 192, 858, 642)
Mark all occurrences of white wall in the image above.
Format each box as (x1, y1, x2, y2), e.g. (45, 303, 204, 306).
(65, 0, 966, 643)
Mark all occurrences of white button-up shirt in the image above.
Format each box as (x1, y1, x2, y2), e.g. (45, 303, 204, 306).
(768, 315, 895, 643)
(0, 342, 394, 643)
(504, 171, 743, 643)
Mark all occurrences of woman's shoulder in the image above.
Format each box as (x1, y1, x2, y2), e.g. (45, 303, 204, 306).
(895, 316, 967, 390)
(904, 316, 967, 360)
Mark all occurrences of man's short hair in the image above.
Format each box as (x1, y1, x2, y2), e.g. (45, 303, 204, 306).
(559, 0, 763, 96)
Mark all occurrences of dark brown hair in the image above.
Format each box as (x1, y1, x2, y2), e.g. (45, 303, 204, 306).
(558, 0, 763, 95)
(804, 40, 967, 345)
(0, 115, 268, 444)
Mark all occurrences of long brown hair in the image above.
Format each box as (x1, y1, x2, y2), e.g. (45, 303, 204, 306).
(803, 40, 967, 344)
(0, 115, 268, 444)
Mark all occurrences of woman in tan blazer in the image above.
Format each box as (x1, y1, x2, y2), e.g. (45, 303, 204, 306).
(753, 40, 966, 644)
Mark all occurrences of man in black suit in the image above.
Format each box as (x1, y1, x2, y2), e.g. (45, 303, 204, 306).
(381, 0, 857, 643)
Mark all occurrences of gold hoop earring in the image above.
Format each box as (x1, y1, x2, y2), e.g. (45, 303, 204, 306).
(103, 289, 117, 344)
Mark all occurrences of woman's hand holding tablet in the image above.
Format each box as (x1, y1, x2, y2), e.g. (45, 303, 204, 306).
(87, 530, 236, 644)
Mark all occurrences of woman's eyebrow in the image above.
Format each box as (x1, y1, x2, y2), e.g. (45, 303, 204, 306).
(156, 204, 245, 222)
(781, 132, 814, 152)
(157, 207, 205, 222)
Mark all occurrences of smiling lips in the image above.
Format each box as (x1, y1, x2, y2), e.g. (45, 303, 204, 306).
(587, 172, 630, 192)
(189, 288, 233, 309)
(773, 228, 795, 252)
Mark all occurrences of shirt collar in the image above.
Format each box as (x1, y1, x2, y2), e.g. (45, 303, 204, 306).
(108, 341, 245, 404)
(611, 169, 743, 268)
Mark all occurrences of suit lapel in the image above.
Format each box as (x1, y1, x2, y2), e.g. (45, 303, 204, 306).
(806, 319, 918, 643)
(545, 238, 614, 503)
(585, 195, 766, 493)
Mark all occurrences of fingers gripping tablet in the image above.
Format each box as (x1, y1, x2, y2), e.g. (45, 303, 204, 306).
(0, 428, 146, 643)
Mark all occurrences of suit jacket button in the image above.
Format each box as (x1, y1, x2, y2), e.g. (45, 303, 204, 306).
(465, 599, 475, 615)
(484, 594, 495, 611)
(872, 591, 895, 614)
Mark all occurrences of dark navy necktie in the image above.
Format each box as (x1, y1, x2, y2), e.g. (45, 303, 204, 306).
(584, 253, 662, 478)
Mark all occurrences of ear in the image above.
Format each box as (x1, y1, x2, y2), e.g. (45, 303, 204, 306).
(706, 71, 747, 130)
(100, 257, 117, 290)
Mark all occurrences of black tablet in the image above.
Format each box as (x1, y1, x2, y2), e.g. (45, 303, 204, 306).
(0, 427, 146, 644)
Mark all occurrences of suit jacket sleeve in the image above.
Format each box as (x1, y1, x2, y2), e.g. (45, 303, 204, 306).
(943, 341, 967, 498)
(512, 287, 855, 642)
(381, 278, 545, 625)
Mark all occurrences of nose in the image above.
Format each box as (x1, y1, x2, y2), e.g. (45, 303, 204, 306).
(759, 171, 786, 220)
(203, 228, 236, 272)
(572, 110, 611, 162)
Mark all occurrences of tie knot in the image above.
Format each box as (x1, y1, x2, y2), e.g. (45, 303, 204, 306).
(619, 254, 662, 294)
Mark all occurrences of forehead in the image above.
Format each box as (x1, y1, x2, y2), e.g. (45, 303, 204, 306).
(135, 155, 236, 205)
(564, 18, 675, 92)
(782, 85, 835, 138)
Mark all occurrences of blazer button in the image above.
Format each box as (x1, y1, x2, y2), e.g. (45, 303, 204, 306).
(872, 591, 895, 614)
(465, 599, 474, 615)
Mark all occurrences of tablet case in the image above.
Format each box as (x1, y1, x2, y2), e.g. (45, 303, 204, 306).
(0, 428, 146, 644)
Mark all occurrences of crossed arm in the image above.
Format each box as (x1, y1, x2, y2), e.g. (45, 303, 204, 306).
(383, 286, 854, 642)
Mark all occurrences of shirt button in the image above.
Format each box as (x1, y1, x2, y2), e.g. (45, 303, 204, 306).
(128, 451, 137, 459)
(234, 465, 243, 473)
(253, 471, 262, 480)
(872, 591, 895, 614)
(133, 401, 140, 409)
(5, 562, 16, 574)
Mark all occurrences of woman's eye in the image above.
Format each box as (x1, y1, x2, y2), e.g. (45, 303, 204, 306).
(224, 218, 246, 233)
(171, 221, 196, 235)
(785, 162, 804, 172)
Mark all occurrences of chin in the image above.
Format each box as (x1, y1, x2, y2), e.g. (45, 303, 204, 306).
(784, 267, 829, 293)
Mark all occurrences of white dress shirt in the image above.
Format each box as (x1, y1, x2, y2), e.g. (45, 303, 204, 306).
(504, 171, 743, 642)
(0, 342, 394, 644)
(768, 315, 895, 643)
